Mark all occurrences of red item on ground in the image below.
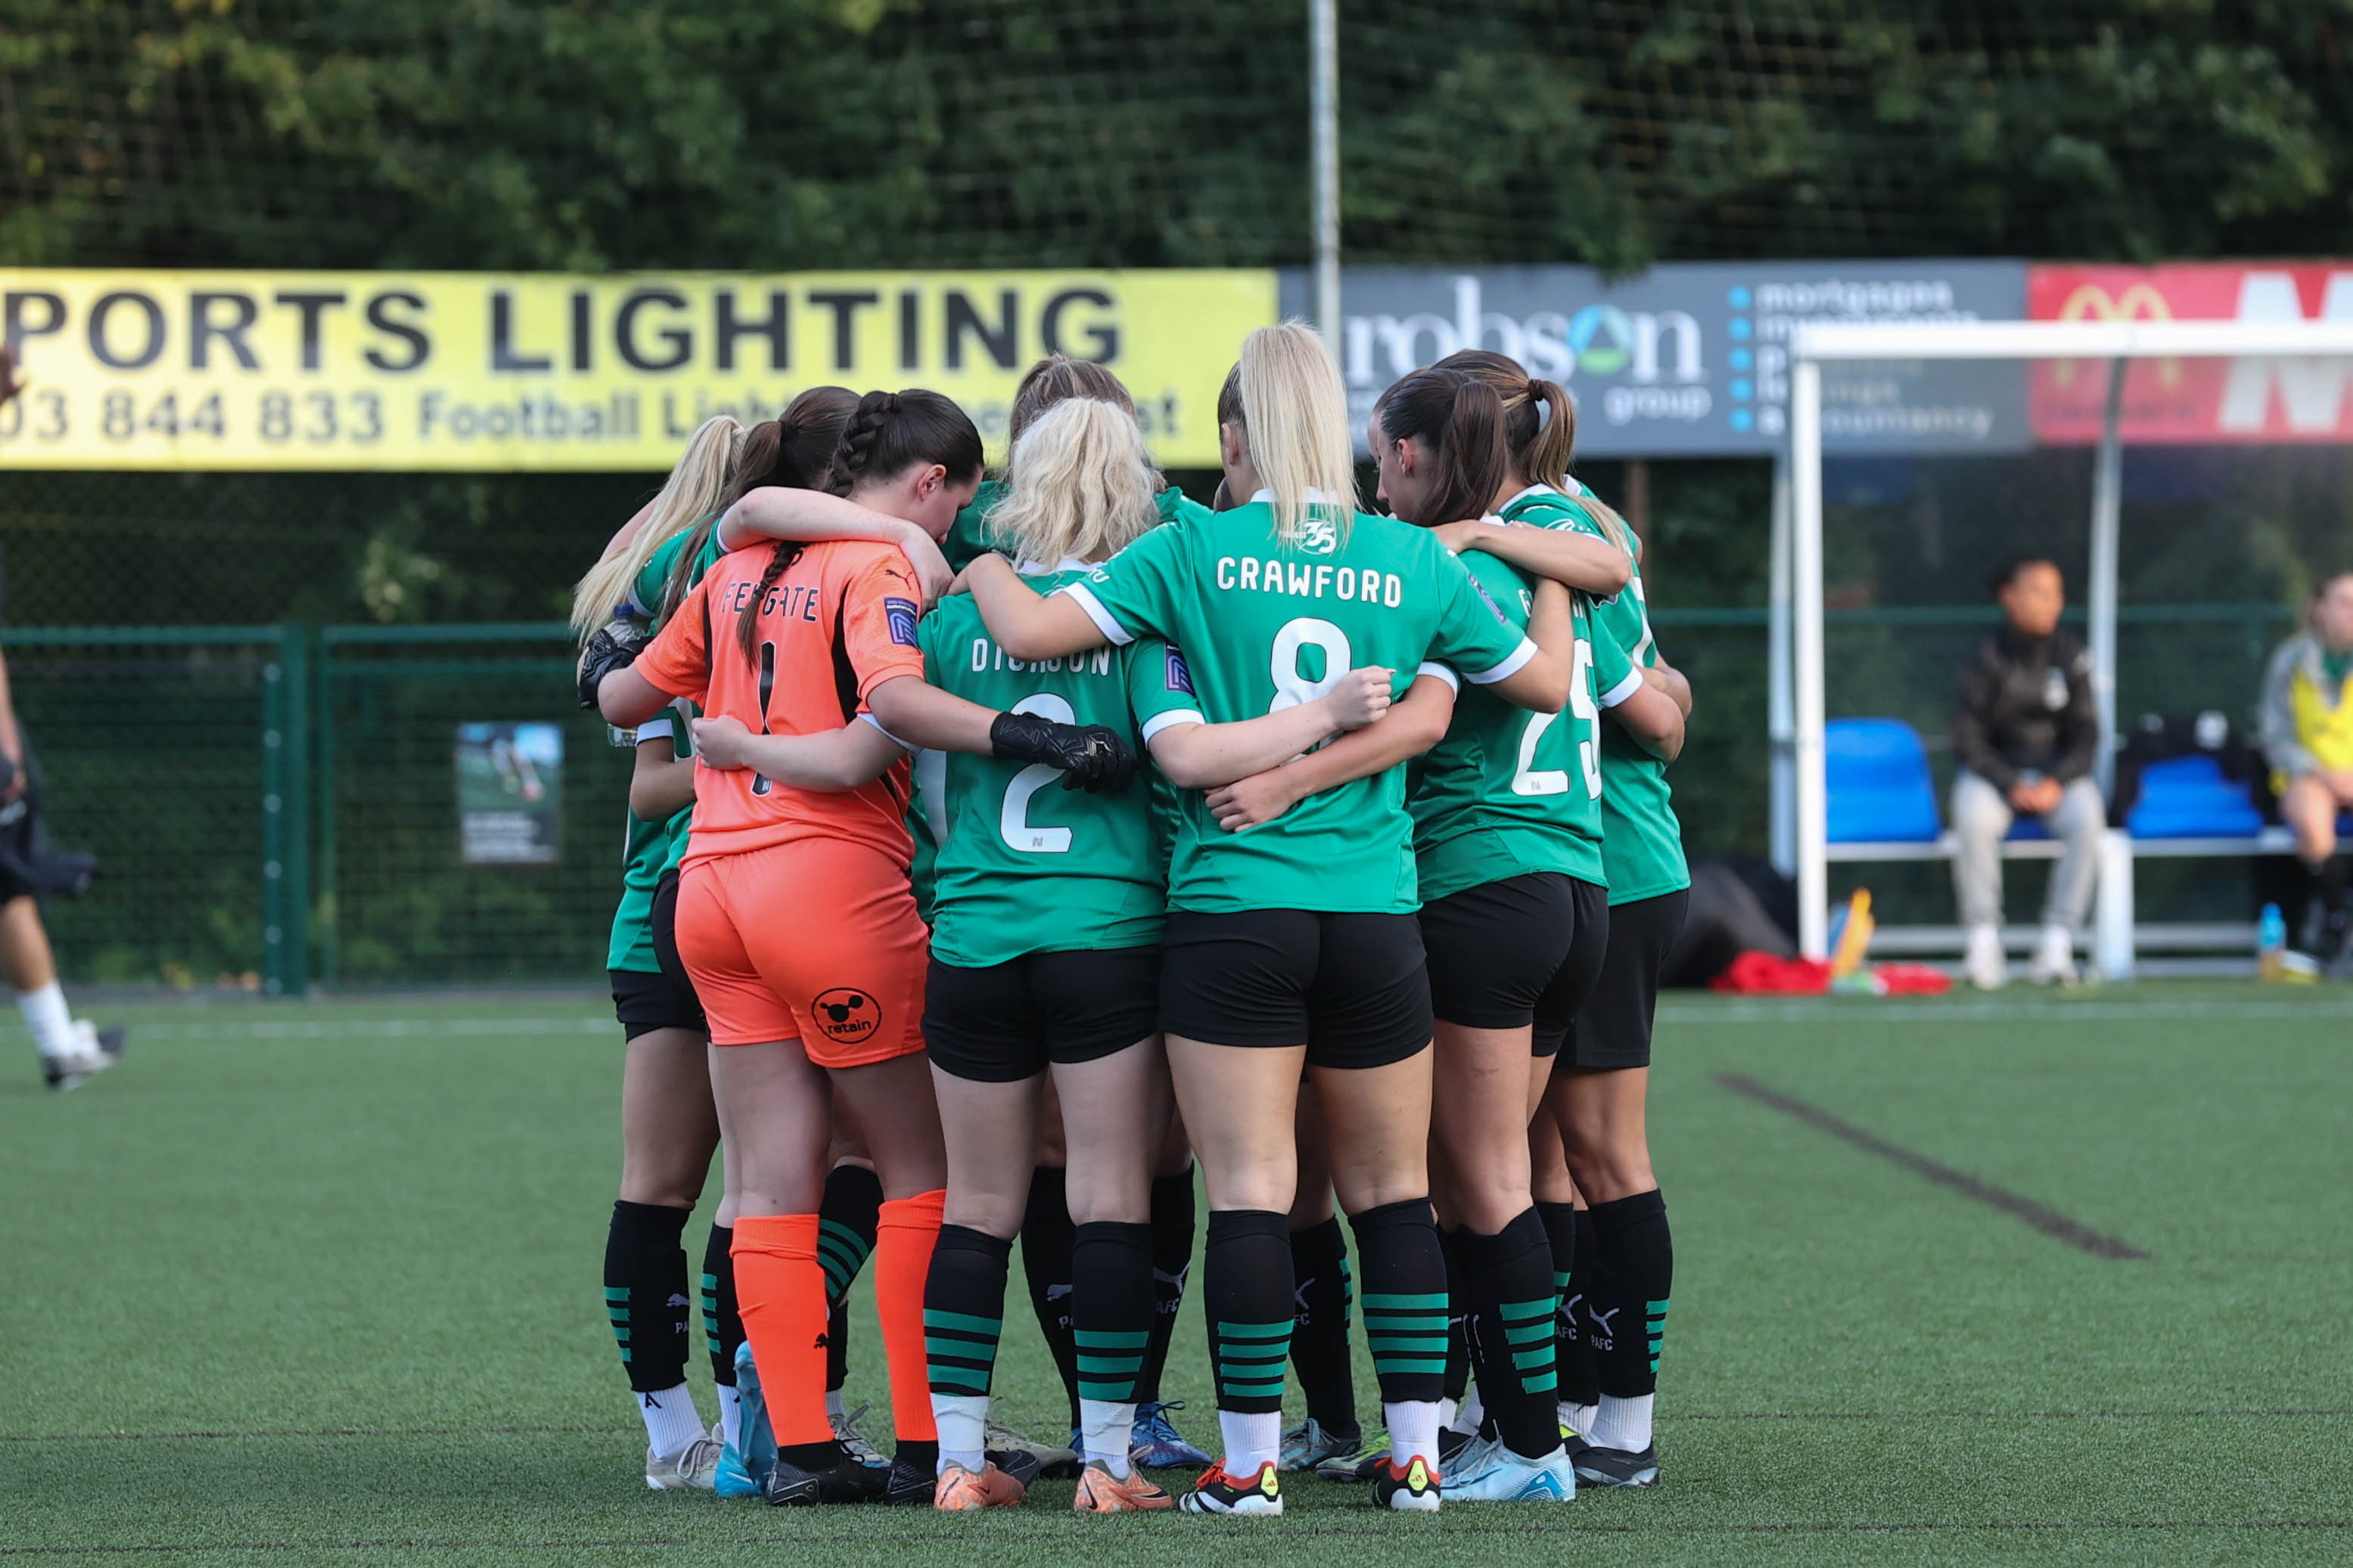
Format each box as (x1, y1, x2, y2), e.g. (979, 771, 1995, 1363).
(1872, 961, 1953, 995)
(1711, 952, 1833, 994)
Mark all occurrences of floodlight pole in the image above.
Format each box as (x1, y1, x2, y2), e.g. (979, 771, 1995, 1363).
(1768, 453, 1795, 877)
(1310, 0, 1341, 350)
(2088, 359, 2125, 798)
(1790, 359, 1828, 958)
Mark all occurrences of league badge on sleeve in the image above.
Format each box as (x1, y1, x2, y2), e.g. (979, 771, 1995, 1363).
(884, 598, 920, 647)
(1164, 644, 1196, 696)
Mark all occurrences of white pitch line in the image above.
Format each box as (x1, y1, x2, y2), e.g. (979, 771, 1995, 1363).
(114, 1017, 613, 1042)
(1659, 998, 2353, 1026)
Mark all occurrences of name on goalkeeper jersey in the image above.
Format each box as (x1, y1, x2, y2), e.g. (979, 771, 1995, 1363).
(967, 639, 1115, 676)
(1214, 557, 1406, 607)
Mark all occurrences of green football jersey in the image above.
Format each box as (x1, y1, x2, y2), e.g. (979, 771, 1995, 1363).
(629, 523, 726, 878)
(605, 707, 690, 972)
(919, 565, 1201, 967)
(1409, 548, 1632, 901)
(1499, 486, 1689, 904)
(1056, 495, 1537, 914)
(946, 480, 1211, 572)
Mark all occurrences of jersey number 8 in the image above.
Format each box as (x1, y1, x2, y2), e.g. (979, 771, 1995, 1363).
(1269, 616, 1351, 713)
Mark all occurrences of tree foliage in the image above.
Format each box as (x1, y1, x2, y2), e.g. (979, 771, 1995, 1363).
(4, 0, 2349, 273)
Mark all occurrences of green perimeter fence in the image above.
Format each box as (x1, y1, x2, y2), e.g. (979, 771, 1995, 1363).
(9, 604, 2305, 993)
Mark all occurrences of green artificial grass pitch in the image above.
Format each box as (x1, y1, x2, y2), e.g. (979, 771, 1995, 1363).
(3, 986, 2348, 1566)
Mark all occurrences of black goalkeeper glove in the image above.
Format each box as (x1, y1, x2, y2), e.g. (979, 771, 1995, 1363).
(577, 620, 649, 710)
(988, 711, 1137, 796)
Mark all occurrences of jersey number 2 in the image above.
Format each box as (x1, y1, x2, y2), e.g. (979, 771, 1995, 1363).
(999, 693, 1076, 853)
(1512, 638, 1600, 800)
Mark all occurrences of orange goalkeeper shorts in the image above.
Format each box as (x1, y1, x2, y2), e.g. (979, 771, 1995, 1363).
(675, 836, 928, 1067)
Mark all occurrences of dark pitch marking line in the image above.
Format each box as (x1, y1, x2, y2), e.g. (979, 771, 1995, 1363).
(6, 1523, 2351, 1555)
(1714, 1072, 2149, 1259)
(14, 1408, 2348, 1444)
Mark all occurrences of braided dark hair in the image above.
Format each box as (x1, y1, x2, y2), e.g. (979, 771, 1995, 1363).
(823, 388, 984, 501)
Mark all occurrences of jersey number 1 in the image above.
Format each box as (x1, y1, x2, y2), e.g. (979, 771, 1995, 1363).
(999, 693, 1076, 853)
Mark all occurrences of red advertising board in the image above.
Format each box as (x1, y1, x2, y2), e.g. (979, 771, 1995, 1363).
(2028, 263, 2353, 444)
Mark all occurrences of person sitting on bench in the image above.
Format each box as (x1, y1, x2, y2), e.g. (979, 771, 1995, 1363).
(2261, 570, 2353, 969)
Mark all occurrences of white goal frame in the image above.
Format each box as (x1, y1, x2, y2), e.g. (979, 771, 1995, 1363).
(1784, 318, 2353, 959)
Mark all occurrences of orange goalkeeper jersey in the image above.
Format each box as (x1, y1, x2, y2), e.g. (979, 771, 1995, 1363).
(636, 539, 926, 871)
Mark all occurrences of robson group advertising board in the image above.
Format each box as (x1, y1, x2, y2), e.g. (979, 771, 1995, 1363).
(1281, 260, 2032, 458)
(0, 269, 1273, 470)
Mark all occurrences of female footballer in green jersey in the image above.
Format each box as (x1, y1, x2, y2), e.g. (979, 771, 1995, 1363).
(956, 323, 1587, 1516)
(1375, 366, 1681, 1503)
(940, 356, 1215, 573)
(936, 356, 1220, 1475)
(572, 415, 747, 1492)
(1432, 350, 1694, 1489)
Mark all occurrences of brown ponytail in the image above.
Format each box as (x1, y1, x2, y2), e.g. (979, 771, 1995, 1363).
(665, 387, 857, 629)
(1372, 365, 1508, 529)
(1437, 348, 1632, 553)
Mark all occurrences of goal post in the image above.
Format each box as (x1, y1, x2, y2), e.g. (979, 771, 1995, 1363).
(1784, 317, 2353, 960)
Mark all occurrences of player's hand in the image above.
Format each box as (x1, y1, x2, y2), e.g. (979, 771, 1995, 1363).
(2327, 767, 2353, 805)
(689, 716, 752, 770)
(1431, 519, 1489, 555)
(0, 345, 22, 414)
(1206, 768, 1300, 832)
(576, 620, 648, 709)
(893, 525, 954, 611)
(1320, 666, 1395, 731)
(989, 711, 1136, 795)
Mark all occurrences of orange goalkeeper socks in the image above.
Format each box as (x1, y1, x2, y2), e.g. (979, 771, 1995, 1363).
(730, 1212, 832, 1448)
(875, 1189, 945, 1444)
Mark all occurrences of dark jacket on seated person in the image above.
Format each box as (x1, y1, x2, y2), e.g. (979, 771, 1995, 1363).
(1950, 626, 2097, 792)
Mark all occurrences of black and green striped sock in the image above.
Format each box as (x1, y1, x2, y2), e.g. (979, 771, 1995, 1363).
(603, 1200, 691, 1394)
(817, 1163, 881, 1306)
(700, 1222, 743, 1386)
(1459, 1208, 1562, 1459)
(1287, 1216, 1360, 1439)
(1204, 1209, 1293, 1416)
(925, 1224, 1012, 1467)
(1351, 1199, 1448, 1405)
(1588, 1188, 1672, 1399)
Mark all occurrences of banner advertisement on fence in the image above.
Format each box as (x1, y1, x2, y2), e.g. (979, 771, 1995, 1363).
(455, 722, 563, 865)
(0, 269, 1274, 470)
(2028, 262, 2353, 444)
(1280, 260, 2032, 458)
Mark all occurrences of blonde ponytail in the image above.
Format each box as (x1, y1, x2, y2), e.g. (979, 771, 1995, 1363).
(1218, 321, 1358, 547)
(569, 415, 744, 639)
(990, 398, 1161, 570)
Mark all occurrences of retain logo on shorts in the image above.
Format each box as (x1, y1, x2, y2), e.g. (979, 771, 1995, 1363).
(884, 598, 920, 647)
(812, 988, 881, 1045)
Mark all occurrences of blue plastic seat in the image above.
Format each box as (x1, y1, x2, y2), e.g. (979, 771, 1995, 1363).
(1825, 719, 1942, 844)
(2125, 754, 2264, 839)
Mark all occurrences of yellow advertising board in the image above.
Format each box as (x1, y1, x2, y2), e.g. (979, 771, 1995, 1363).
(0, 269, 1275, 470)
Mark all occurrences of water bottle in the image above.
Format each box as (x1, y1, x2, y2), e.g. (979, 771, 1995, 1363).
(2257, 902, 2286, 981)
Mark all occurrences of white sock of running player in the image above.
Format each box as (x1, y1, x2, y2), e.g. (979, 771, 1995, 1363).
(18, 983, 75, 1060)
(934, 1394, 988, 1475)
(716, 1383, 744, 1452)
(825, 1388, 846, 1421)
(1435, 1396, 1458, 1433)
(1220, 1408, 1281, 1476)
(1080, 1399, 1136, 1480)
(1448, 1387, 1484, 1437)
(637, 1383, 706, 1458)
(1590, 1393, 1653, 1452)
(1385, 1400, 1442, 1470)
(1562, 1400, 1599, 1439)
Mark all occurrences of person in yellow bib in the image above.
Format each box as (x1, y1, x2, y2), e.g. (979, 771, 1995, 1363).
(2261, 571, 2353, 965)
